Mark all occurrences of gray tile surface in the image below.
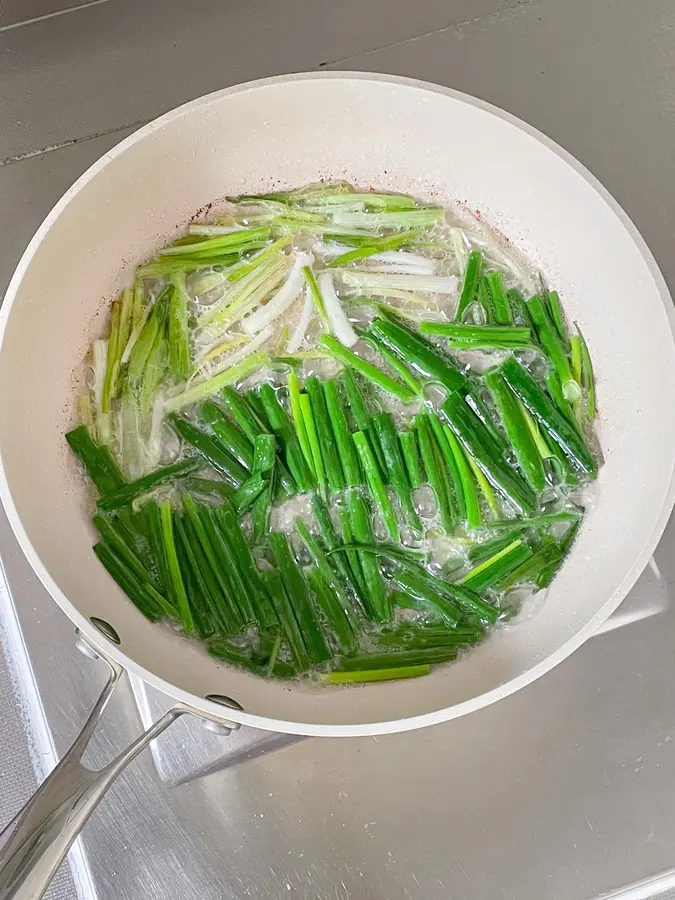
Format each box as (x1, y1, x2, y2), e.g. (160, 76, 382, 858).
(0, 0, 531, 162)
(0, 127, 135, 296)
(329, 0, 675, 290)
(0, 0, 106, 30)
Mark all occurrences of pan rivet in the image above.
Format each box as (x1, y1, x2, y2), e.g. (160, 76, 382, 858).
(90, 617, 121, 645)
(205, 693, 244, 711)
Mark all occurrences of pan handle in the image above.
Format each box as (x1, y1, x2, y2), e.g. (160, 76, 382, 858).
(0, 639, 234, 900)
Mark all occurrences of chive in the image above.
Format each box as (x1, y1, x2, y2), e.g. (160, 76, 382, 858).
(94, 542, 164, 622)
(341, 366, 371, 431)
(414, 414, 454, 534)
(442, 425, 481, 529)
(259, 571, 308, 671)
(545, 371, 576, 426)
(97, 458, 200, 511)
(93, 520, 173, 620)
(66, 426, 125, 495)
(182, 495, 240, 633)
(329, 542, 427, 567)
(352, 431, 399, 541)
(468, 531, 526, 564)
(418, 324, 530, 344)
(460, 539, 533, 591)
(498, 356, 596, 479)
(427, 414, 464, 523)
(339, 648, 458, 670)
(359, 328, 422, 396)
(168, 272, 191, 382)
(199, 505, 251, 626)
(454, 250, 482, 321)
(389, 569, 461, 625)
(159, 501, 194, 633)
(570, 334, 582, 385)
(287, 371, 314, 476)
(506, 287, 529, 325)
(576, 325, 596, 420)
(179, 513, 228, 628)
(317, 335, 416, 403)
(369, 317, 467, 395)
(526, 294, 580, 402)
(484, 369, 546, 493)
(489, 510, 582, 530)
(264, 632, 283, 676)
(302, 265, 330, 328)
(485, 271, 512, 325)
(323, 379, 362, 486)
(160, 226, 271, 257)
(251, 434, 275, 543)
(200, 401, 254, 470)
(231, 472, 267, 514)
(341, 368, 387, 477)
(297, 517, 362, 637)
(102, 300, 122, 412)
(378, 624, 482, 649)
(220, 386, 266, 445)
(208, 642, 264, 675)
(338, 503, 368, 601)
(440, 394, 537, 515)
(306, 568, 357, 654)
(143, 500, 174, 603)
(399, 430, 424, 490)
(258, 384, 313, 492)
(335, 543, 498, 624)
(228, 236, 291, 283)
(321, 666, 430, 684)
(222, 387, 295, 498)
(127, 286, 168, 389)
(268, 532, 330, 664)
(372, 414, 421, 537)
(546, 290, 569, 348)
(311, 495, 363, 605)
(164, 350, 271, 413)
(185, 477, 233, 500)
(326, 231, 415, 268)
(214, 502, 267, 624)
(535, 519, 581, 589)
(168, 414, 247, 487)
(478, 275, 496, 323)
(174, 514, 218, 638)
(307, 375, 344, 494)
(346, 488, 391, 622)
(299, 393, 327, 497)
(499, 541, 562, 590)
(92, 514, 155, 590)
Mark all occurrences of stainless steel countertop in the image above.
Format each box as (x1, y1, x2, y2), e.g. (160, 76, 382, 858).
(3, 1, 675, 898)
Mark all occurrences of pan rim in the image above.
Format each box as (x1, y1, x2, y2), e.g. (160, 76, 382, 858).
(1, 70, 674, 737)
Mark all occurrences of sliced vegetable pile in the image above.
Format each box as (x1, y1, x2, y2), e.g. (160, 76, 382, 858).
(68, 181, 599, 685)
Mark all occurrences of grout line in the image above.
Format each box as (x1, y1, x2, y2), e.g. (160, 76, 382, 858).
(0, 0, 537, 166)
(0, 0, 112, 34)
(320, 0, 539, 68)
(0, 117, 151, 167)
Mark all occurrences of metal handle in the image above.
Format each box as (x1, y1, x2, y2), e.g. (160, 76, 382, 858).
(0, 636, 233, 900)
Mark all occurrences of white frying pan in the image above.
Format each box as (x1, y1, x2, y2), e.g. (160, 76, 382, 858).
(1, 73, 674, 899)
